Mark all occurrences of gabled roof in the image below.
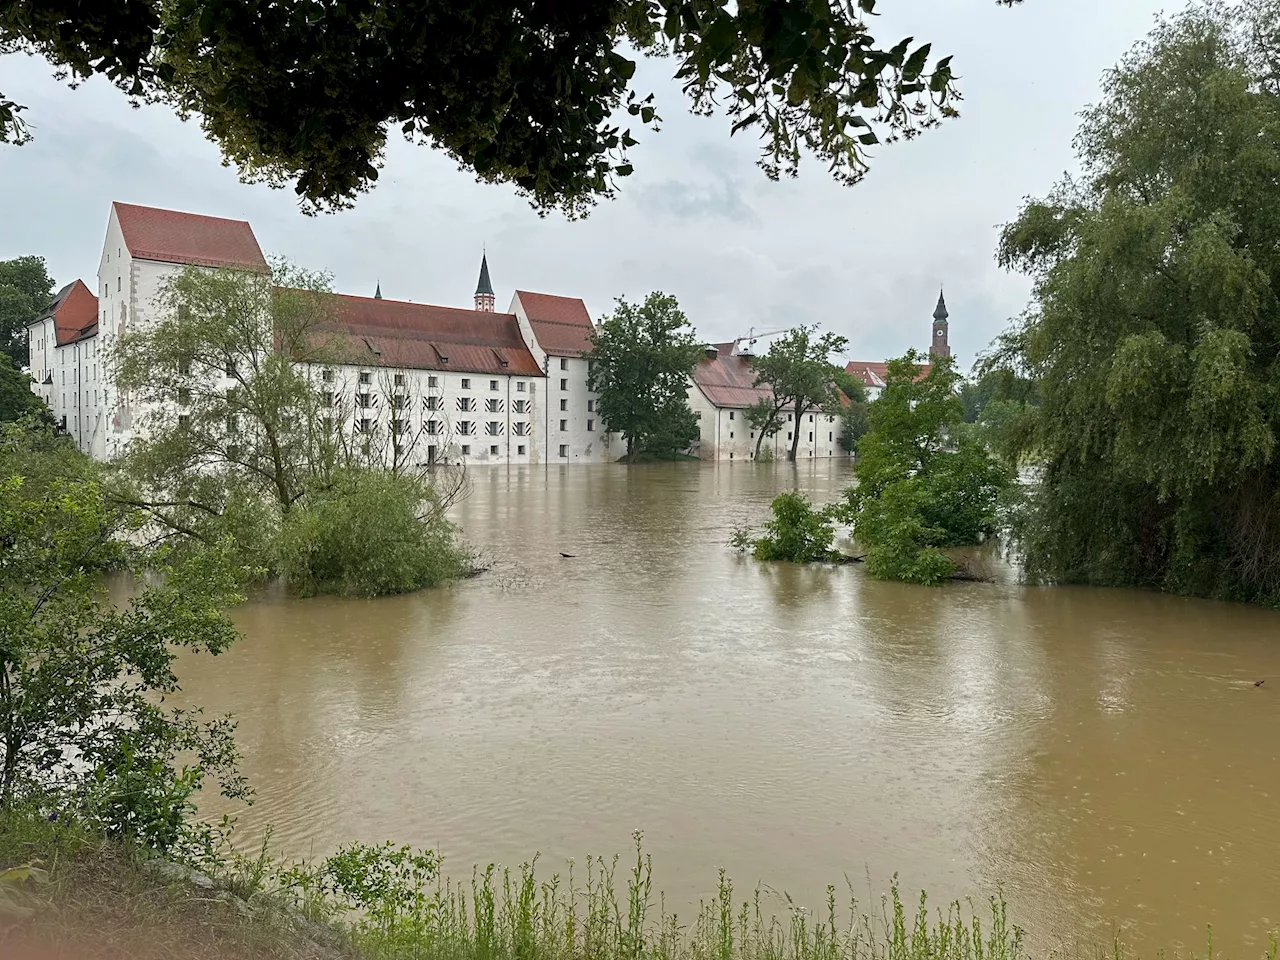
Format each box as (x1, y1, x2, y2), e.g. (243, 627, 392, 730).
(328, 294, 543, 377)
(691, 342, 774, 410)
(844, 360, 932, 389)
(514, 290, 594, 357)
(35, 280, 99, 346)
(113, 202, 269, 272)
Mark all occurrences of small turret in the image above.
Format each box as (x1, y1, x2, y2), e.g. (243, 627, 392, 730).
(474, 253, 495, 312)
(374, 281, 382, 300)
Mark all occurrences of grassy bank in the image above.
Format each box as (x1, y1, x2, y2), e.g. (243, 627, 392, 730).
(2, 814, 1277, 960)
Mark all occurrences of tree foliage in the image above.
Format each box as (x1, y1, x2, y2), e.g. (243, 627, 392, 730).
(1, 1, 1024, 215)
(109, 262, 471, 595)
(0, 423, 249, 847)
(734, 491, 839, 563)
(995, 1, 1280, 603)
(586, 292, 703, 462)
(831, 368, 870, 454)
(0, 256, 54, 368)
(750, 327, 848, 461)
(0, 355, 53, 426)
(835, 352, 1011, 585)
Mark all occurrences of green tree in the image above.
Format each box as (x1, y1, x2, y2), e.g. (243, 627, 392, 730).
(835, 351, 1012, 585)
(586, 292, 703, 463)
(0, 1, 1025, 214)
(109, 262, 471, 594)
(0, 256, 54, 367)
(995, 1, 1280, 603)
(745, 397, 784, 460)
(734, 491, 839, 563)
(0, 355, 53, 425)
(750, 327, 848, 462)
(831, 368, 870, 454)
(0, 425, 249, 846)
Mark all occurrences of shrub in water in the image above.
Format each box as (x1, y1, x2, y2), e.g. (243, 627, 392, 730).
(278, 469, 471, 597)
(742, 492, 839, 563)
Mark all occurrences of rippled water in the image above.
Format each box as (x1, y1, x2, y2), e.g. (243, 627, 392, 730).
(178, 461, 1280, 956)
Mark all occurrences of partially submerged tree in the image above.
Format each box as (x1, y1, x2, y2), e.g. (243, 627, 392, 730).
(834, 351, 1011, 584)
(1, 1, 1025, 214)
(995, 0, 1280, 603)
(109, 262, 472, 594)
(750, 327, 848, 461)
(586, 292, 703, 462)
(0, 256, 54, 367)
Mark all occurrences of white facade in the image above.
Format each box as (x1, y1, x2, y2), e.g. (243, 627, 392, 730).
(687, 385, 843, 461)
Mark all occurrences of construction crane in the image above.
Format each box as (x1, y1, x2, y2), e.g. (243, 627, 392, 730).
(733, 326, 795, 354)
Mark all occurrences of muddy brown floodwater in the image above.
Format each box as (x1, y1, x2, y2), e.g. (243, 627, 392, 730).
(178, 461, 1280, 957)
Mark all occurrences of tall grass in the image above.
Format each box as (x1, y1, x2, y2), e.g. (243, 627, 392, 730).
(275, 832, 1030, 960)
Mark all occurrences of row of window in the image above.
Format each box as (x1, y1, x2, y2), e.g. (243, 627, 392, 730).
(321, 369, 536, 393)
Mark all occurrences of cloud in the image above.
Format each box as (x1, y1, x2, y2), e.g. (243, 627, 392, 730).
(633, 177, 759, 224)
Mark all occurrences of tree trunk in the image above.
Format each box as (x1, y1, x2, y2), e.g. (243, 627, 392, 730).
(788, 402, 805, 462)
(754, 426, 767, 461)
(625, 434, 638, 464)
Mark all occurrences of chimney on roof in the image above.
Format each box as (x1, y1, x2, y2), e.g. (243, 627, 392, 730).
(930, 287, 951, 360)
(474, 252, 495, 312)
(704, 345, 719, 360)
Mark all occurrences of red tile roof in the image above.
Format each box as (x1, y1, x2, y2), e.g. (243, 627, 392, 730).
(39, 280, 99, 346)
(844, 360, 931, 389)
(515, 290, 594, 357)
(691, 342, 775, 410)
(327, 295, 543, 377)
(113, 202, 269, 272)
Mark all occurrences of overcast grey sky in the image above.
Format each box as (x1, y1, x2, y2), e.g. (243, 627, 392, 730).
(0, 1, 1182, 368)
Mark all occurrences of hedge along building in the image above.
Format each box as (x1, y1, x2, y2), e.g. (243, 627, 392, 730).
(687, 341, 845, 461)
(30, 202, 620, 465)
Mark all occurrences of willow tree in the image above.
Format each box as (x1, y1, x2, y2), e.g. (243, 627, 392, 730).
(1, 0, 1024, 214)
(995, 0, 1280, 603)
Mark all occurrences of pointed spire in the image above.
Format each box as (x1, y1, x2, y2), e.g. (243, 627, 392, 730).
(374, 280, 382, 300)
(933, 287, 949, 322)
(474, 251, 496, 312)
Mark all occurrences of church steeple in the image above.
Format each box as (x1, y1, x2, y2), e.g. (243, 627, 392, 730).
(930, 288, 951, 359)
(374, 281, 382, 300)
(474, 252, 495, 312)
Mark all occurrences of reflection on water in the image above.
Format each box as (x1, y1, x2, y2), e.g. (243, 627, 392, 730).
(177, 462, 1280, 955)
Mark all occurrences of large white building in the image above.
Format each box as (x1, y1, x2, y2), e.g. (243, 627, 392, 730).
(27, 202, 622, 466)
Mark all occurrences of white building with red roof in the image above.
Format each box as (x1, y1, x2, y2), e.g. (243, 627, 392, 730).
(687, 341, 844, 461)
(32, 202, 623, 465)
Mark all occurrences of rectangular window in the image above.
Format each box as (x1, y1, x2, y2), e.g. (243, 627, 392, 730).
(513, 422, 530, 436)
(559, 419, 567, 431)
(490, 444, 500, 455)
(560, 378, 568, 390)
(560, 358, 568, 371)
(178, 357, 192, 376)
(729, 411, 735, 420)
(359, 418, 371, 434)
(457, 397, 474, 412)
(729, 431, 734, 439)
(428, 375, 439, 388)
(426, 419, 439, 435)
(560, 398, 567, 411)
(788, 413, 793, 421)
(322, 368, 334, 382)
(808, 432, 813, 441)
(392, 419, 406, 435)
(829, 432, 833, 441)
(489, 379, 499, 391)
(513, 399, 528, 414)
(426, 396, 440, 411)
(393, 395, 406, 410)
(559, 444, 568, 457)
(808, 415, 813, 422)
(177, 387, 191, 405)
(787, 432, 792, 441)
(461, 378, 472, 390)
(516, 381, 526, 392)
(394, 372, 405, 387)
(518, 444, 526, 455)
(485, 421, 503, 436)
(587, 420, 594, 432)
(178, 414, 189, 429)
(117, 276, 121, 292)
(485, 398, 503, 413)
(227, 416, 239, 435)
(458, 421, 473, 436)
(587, 399, 594, 412)
(461, 444, 471, 456)
(357, 393, 370, 408)
(359, 371, 371, 384)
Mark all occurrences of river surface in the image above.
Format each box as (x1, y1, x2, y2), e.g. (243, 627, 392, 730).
(178, 462, 1280, 957)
